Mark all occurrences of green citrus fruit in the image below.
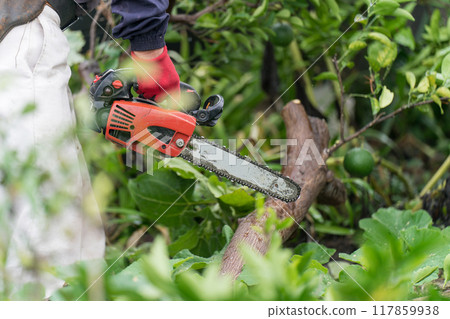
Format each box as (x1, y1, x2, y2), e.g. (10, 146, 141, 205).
(270, 23, 294, 47)
(343, 148, 375, 177)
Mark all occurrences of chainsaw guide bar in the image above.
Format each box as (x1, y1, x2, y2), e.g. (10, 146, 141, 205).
(179, 135, 301, 202)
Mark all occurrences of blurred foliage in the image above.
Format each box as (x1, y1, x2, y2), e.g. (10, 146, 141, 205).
(2, 0, 450, 300)
(48, 208, 449, 301)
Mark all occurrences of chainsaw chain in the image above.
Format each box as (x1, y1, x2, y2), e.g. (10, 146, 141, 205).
(179, 134, 301, 202)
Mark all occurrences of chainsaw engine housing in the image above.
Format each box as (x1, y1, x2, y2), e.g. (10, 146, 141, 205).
(105, 100, 196, 157)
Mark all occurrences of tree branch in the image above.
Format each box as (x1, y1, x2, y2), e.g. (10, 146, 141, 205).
(89, 0, 111, 60)
(170, 0, 228, 25)
(327, 98, 449, 155)
(333, 56, 345, 142)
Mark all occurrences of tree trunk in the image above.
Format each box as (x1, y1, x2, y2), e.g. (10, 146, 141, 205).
(220, 100, 346, 279)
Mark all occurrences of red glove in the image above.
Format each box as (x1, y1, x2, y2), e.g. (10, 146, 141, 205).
(131, 46, 180, 105)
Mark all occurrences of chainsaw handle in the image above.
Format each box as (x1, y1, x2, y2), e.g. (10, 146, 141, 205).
(90, 69, 134, 110)
(189, 94, 224, 127)
(178, 82, 224, 127)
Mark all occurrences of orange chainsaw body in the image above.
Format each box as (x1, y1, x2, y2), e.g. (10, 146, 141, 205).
(105, 100, 197, 157)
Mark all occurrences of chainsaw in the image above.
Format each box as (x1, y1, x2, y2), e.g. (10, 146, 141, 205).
(89, 69, 301, 202)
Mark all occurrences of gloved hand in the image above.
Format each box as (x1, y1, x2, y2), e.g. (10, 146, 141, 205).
(131, 46, 180, 105)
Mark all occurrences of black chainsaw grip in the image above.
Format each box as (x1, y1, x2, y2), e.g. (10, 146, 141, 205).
(189, 94, 224, 127)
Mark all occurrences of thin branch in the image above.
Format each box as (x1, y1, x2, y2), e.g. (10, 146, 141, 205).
(89, 0, 111, 60)
(170, 0, 228, 25)
(419, 154, 450, 197)
(327, 113, 383, 154)
(327, 98, 449, 154)
(333, 56, 345, 142)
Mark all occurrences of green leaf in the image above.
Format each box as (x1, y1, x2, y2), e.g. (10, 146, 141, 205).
(379, 86, 394, 108)
(370, 97, 380, 115)
(222, 31, 238, 49)
(252, 0, 268, 18)
(21, 103, 36, 114)
(249, 27, 269, 41)
(172, 249, 218, 276)
(436, 86, 450, 98)
(405, 71, 416, 90)
(109, 258, 160, 300)
(294, 242, 336, 264)
(237, 265, 259, 286)
(430, 9, 440, 42)
(164, 29, 182, 43)
(442, 53, 450, 79)
(118, 187, 136, 210)
(219, 188, 255, 211)
(368, 32, 392, 46)
(291, 255, 328, 274)
(324, 0, 342, 21)
(360, 208, 432, 245)
(196, 13, 219, 28)
(52, 259, 107, 296)
(314, 224, 355, 236)
(416, 77, 430, 93)
(276, 217, 294, 230)
(370, 26, 391, 38)
(314, 71, 338, 81)
(401, 227, 450, 270)
(394, 27, 415, 50)
(289, 16, 304, 28)
(444, 254, 450, 288)
(349, 40, 367, 51)
(392, 8, 415, 21)
(375, 208, 432, 234)
(161, 157, 205, 180)
(235, 33, 253, 52)
(371, 0, 400, 16)
(128, 169, 196, 224)
(367, 42, 397, 71)
(428, 74, 437, 90)
(206, 175, 228, 198)
(220, 9, 233, 27)
(64, 30, 86, 66)
(412, 266, 439, 284)
(171, 226, 232, 276)
(276, 9, 291, 19)
(336, 264, 366, 283)
(431, 94, 444, 114)
(339, 248, 363, 264)
(222, 225, 234, 245)
(168, 226, 199, 256)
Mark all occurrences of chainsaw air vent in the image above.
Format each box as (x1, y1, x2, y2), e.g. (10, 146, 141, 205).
(115, 105, 136, 118)
(111, 118, 131, 127)
(147, 126, 175, 144)
(108, 129, 131, 142)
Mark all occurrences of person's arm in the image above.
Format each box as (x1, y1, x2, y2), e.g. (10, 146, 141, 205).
(111, 0, 169, 51)
(111, 0, 179, 103)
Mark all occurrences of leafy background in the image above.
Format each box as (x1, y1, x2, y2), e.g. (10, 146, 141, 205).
(1, 0, 450, 300)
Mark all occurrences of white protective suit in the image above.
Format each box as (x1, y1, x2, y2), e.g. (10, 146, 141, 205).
(0, 6, 105, 298)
